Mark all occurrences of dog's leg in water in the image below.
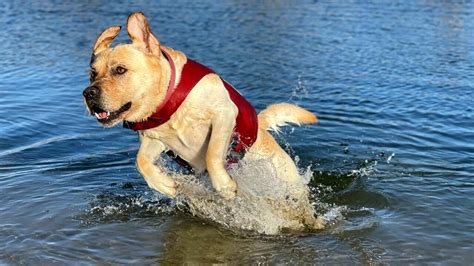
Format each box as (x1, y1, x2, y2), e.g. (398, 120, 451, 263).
(206, 110, 238, 200)
(136, 135, 177, 197)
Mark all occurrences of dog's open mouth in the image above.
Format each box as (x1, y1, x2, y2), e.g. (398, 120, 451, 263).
(91, 102, 132, 123)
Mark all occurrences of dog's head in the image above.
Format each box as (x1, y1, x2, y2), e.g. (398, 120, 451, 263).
(83, 12, 168, 127)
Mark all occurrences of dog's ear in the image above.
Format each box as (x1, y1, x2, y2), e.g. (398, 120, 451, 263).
(126, 12, 161, 57)
(92, 26, 121, 55)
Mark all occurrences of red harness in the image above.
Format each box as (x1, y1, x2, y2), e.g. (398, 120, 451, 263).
(124, 49, 258, 164)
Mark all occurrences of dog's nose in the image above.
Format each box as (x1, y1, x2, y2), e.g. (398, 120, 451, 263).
(83, 86, 100, 100)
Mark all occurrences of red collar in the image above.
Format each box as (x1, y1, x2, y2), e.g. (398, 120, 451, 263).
(153, 49, 176, 115)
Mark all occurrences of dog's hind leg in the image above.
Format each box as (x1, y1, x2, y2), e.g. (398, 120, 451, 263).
(136, 135, 177, 197)
(251, 129, 303, 184)
(255, 103, 317, 184)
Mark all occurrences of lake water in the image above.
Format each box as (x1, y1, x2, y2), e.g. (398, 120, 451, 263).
(1, 0, 473, 264)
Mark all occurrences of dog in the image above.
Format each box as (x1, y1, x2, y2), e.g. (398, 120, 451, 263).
(83, 12, 317, 200)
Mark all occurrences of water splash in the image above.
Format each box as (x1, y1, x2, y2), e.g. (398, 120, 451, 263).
(79, 191, 175, 224)
(348, 160, 378, 177)
(173, 158, 325, 235)
(386, 153, 396, 164)
(79, 145, 390, 236)
(289, 75, 310, 101)
(169, 140, 391, 234)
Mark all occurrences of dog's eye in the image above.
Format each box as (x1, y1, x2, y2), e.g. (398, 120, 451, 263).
(89, 69, 97, 81)
(115, 66, 127, 75)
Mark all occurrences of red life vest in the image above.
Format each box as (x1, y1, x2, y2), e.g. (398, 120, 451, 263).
(124, 49, 258, 165)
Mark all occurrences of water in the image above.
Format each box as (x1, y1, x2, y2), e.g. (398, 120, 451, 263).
(1, 0, 473, 264)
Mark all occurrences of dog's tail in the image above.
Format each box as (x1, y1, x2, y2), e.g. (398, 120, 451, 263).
(257, 103, 317, 132)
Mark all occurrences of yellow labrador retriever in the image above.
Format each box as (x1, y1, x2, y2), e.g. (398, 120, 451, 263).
(83, 12, 317, 200)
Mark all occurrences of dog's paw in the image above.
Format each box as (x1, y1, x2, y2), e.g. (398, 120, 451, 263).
(148, 181, 177, 198)
(216, 180, 237, 200)
(218, 187, 237, 200)
(161, 185, 178, 198)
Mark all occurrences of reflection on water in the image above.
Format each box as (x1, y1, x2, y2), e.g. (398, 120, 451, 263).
(0, 0, 473, 264)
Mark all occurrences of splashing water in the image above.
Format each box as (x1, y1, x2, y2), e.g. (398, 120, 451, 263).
(79, 143, 389, 235)
(79, 192, 176, 224)
(173, 157, 326, 235)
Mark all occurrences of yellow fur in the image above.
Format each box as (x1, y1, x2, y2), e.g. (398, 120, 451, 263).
(258, 103, 317, 132)
(84, 12, 318, 200)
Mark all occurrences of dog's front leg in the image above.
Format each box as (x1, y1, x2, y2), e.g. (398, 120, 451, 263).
(136, 135, 177, 197)
(206, 110, 238, 199)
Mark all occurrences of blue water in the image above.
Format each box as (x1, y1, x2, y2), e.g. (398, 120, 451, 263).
(1, 1, 473, 264)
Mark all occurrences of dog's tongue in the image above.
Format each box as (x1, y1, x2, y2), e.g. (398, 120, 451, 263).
(98, 112, 108, 119)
